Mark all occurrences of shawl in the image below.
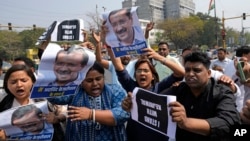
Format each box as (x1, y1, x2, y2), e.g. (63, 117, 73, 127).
(65, 84, 127, 141)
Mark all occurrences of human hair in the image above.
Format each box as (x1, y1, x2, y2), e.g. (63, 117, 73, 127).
(68, 45, 89, 66)
(184, 51, 211, 69)
(0, 65, 36, 112)
(87, 61, 105, 75)
(182, 46, 192, 55)
(217, 47, 227, 53)
(11, 104, 42, 125)
(14, 56, 35, 69)
(134, 57, 159, 86)
(0, 58, 3, 68)
(108, 8, 132, 24)
(158, 41, 169, 48)
(236, 46, 250, 57)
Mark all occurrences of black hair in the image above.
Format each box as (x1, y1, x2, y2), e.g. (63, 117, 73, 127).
(236, 46, 250, 57)
(0, 58, 2, 68)
(134, 56, 159, 86)
(38, 48, 44, 60)
(158, 41, 169, 48)
(87, 61, 105, 75)
(108, 8, 132, 24)
(0, 65, 36, 112)
(184, 51, 211, 69)
(14, 56, 35, 68)
(217, 47, 227, 53)
(182, 46, 192, 55)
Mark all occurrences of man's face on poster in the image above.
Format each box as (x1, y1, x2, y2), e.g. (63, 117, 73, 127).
(54, 51, 83, 85)
(12, 110, 44, 134)
(109, 9, 134, 45)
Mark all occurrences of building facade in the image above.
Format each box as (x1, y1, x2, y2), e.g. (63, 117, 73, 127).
(165, 0, 195, 19)
(122, 0, 195, 21)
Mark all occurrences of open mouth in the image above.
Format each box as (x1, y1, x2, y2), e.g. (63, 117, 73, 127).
(91, 88, 100, 95)
(16, 89, 25, 95)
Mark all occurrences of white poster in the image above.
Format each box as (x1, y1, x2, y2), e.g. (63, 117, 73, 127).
(0, 101, 54, 141)
(102, 7, 147, 57)
(31, 43, 95, 98)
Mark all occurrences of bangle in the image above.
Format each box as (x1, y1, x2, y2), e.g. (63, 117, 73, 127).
(92, 109, 95, 122)
(89, 109, 93, 120)
(161, 58, 167, 64)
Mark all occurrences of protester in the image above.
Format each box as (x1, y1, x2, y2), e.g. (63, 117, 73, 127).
(143, 22, 182, 81)
(123, 51, 240, 141)
(224, 46, 250, 112)
(166, 51, 240, 140)
(0, 65, 66, 141)
(241, 99, 250, 124)
(179, 47, 193, 65)
(13, 56, 37, 77)
(210, 47, 232, 73)
(107, 43, 184, 140)
(108, 7, 144, 46)
(47, 61, 130, 141)
(94, 30, 135, 85)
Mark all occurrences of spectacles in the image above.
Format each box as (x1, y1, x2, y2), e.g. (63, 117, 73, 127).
(158, 48, 167, 51)
(136, 69, 150, 74)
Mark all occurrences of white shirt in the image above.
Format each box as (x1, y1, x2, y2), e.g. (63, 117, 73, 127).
(155, 55, 182, 81)
(210, 57, 232, 72)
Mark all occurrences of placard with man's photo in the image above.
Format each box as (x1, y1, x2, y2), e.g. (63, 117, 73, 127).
(0, 101, 54, 141)
(31, 43, 95, 98)
(102, 6, 148, 57)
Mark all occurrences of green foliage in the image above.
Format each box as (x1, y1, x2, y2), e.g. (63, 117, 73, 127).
(0, 28, 45, 61)
(156, 12, 245, 49)
(157, 15, 204, 49)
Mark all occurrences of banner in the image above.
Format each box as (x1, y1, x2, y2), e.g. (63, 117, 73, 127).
(51, 19, 84, 42)
(131, 87, 176, 139)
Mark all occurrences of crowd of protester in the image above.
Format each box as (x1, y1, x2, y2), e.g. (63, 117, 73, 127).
(1, 7, 250, 141)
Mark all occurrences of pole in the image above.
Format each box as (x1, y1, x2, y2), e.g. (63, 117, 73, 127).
(96, 4, 99, 31)
(222, 11, 226, 48)
(214, 0, 219, 45)
(241, 17, 245, 45)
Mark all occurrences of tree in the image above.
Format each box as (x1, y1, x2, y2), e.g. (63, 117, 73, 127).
(225, 27, 240, 47)
(157, 16, 204, 49)
(0, 28, 45, 61)
(195, 12, 222, 48)
(0, 31, 21, 60)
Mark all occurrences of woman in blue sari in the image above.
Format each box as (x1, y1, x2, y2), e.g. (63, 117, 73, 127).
(48, 61, 130, 141)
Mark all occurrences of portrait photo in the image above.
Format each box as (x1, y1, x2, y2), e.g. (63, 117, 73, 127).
(102, 7, 147, 57)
